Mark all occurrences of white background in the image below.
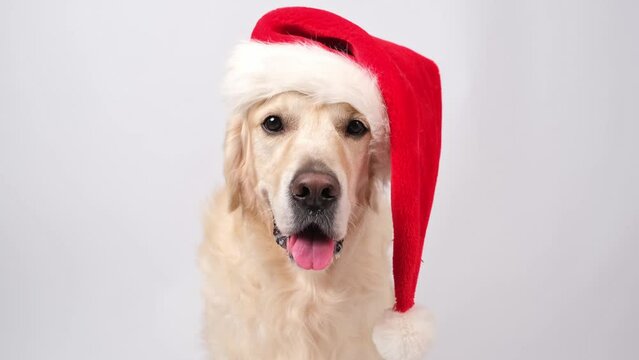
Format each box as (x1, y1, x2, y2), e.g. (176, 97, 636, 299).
(1, 1, 637, 359)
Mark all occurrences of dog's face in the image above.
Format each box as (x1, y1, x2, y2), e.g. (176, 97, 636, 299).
(225, 92, 385, 271)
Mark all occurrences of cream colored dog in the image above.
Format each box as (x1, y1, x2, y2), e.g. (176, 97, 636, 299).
(200, 91, 394, 359)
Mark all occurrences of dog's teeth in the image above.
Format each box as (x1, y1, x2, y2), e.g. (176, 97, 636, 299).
(276, 235, 287, 249)
(334, 240, 343, 255)
(272, 217, 288, 250)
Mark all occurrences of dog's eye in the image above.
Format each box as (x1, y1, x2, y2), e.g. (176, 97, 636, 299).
(262, 115, 284, 133)
(346, 119, 368, 137)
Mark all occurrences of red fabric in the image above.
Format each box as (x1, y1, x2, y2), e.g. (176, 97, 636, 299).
(251, 7, 442, 313)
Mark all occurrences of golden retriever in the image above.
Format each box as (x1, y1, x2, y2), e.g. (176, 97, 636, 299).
(199, 91, 394, 359)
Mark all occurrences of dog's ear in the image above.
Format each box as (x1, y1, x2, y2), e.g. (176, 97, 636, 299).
(364, 132, 391, 211)
(223, 114, 256, 211)
(223, 115, 244, 211)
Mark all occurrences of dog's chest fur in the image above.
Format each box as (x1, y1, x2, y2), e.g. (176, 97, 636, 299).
(200, 191, 393, 359)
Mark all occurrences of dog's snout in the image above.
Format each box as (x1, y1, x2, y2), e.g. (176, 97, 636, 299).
(290, 171, 340, 209)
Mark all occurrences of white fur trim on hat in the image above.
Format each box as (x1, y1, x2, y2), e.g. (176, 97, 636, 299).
(222, 41, 387, 142)
(372, 305, 434, 360)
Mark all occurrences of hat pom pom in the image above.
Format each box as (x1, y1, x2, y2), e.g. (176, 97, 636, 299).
(372, 305, 434, 360)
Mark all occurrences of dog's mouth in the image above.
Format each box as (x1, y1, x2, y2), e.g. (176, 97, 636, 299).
(273, 222, 343, 271)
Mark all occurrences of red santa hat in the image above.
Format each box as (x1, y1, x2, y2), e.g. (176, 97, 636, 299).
(223, 7, 441, 359)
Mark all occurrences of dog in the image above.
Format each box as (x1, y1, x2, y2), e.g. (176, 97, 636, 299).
(199, 91, 395, 359)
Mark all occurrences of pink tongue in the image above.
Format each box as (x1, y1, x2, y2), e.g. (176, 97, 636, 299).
(288, 234, 335, 270)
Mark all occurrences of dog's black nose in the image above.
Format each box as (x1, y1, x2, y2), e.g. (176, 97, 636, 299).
(290, 171, 340, 209)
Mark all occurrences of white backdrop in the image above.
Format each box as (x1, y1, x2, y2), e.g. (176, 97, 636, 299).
(1, 1, 637, 359)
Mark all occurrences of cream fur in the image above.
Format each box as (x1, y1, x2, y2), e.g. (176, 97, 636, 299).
(200, 93, 394, 359)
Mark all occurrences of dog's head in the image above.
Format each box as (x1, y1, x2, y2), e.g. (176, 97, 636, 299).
(224, 91, 388, 270)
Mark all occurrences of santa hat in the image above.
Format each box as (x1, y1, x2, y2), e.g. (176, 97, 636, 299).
(223, 7, 441, 360)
